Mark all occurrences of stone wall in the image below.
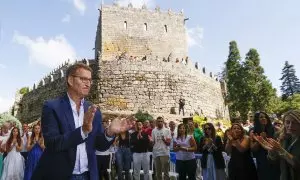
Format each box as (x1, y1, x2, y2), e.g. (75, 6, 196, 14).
(14, 60, 99, 123)
(99, 58, 229, 119)
(96, 5, 188, 61)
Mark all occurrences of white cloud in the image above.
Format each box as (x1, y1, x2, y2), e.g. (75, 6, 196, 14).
(116, 0, 155, 8)
(73, 0, 86, 15)
(0, 96, 14, 114)
(186, 26, 204, 48)
(12, 32, 77, 68)
(0, 64, 6, 69)
(61, 14, 71, 23)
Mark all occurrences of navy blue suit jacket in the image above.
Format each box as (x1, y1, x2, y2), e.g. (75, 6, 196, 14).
(32, 94, 112, 180)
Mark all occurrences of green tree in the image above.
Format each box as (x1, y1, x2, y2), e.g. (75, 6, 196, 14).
(275, 94, 300, 115)
(243, 49, 277, 117)
(0, 112, 22, 129)
(19, 87, 29, 95)
(134, 110, 153, 122)
(224, 43, 278, 120)
(280, 61, 300, 100)
(224, 41, 243, 118)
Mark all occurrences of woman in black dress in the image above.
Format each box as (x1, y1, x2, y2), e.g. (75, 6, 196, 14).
(225, 123, 258, 180)
(250, 112, 280, 180)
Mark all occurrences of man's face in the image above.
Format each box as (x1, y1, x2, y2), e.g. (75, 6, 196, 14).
(23, 124, 28, 132)
(68, 68, 92, 97)
(188, 120, 194, 129)
(169, 121, 175, 131)
(157, 119, 164, 128)
(149, 120, 155, 128)
(102, 121, 109, 129)
(2, 125, 8, 133)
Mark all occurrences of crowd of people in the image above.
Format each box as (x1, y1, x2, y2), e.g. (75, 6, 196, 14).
(95, 110, 300, 180)
(0, 121, 44, 180)
(0, 109, 299, 180)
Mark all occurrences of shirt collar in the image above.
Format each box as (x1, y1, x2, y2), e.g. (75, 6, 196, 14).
(67, 93, 84, 108)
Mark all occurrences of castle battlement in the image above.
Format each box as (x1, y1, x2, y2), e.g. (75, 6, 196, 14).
(101, 4, 185, 17)
(30, 59, 97, 91)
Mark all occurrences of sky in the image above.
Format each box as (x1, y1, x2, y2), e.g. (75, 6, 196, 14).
(1, 0, 300, 113)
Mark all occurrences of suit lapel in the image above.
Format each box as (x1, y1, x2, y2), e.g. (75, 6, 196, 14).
(84, 101, 91, 165)
(84, 101, 90, 113)
(62, 94, 76, 130)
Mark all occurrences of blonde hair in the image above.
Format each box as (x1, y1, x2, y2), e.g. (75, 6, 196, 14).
(283, 110, 300, 124)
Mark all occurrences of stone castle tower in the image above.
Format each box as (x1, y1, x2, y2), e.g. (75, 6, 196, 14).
(12, 4, 229, 123)
(95, 5, 188, 61)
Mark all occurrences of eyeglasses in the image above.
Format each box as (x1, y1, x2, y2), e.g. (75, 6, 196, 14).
(72, 75, 93, 84)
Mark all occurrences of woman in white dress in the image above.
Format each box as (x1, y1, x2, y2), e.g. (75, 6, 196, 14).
(1, 127, 25, 180)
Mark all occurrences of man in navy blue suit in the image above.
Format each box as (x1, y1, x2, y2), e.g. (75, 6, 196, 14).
(32, 63, 132, 180)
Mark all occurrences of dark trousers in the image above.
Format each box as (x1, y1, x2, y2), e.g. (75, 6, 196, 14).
(176, 159, 197, 180)
(115, 147, 131, 180)
(96, 155, 110, 180)
(179, 106, 185, 116)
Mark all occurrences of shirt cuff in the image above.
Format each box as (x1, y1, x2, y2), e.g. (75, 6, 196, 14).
(81, 127, 88, 140)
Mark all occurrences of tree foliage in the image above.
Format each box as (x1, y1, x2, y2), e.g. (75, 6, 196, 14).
(242, 49, 277, 115)
(280, 61, 300, 100)
(224, 42, 277, 120)
(224, 41, 243, 118)
(276, 94, 300, 115)
(0, 112, 22, 128)
(134, 110, 153, 122)
(19, 87, 29, 95)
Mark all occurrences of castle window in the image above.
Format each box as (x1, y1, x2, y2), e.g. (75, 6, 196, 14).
(124, 21, 127, 30)
(144, 23, 148, 31)
(164, 25, 168, 33)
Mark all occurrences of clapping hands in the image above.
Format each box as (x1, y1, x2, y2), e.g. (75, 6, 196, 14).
(253, 135, 282, 153)
(107, 116, 134, 136)
(83, 104, 134, 136)
(82, 105, 97, 134)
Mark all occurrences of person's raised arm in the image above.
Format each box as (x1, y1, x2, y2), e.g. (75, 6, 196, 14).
(27, 137, 34, 151)
(232, 136, 250, 153)
(42, 102, 92, 152)
(16, 139, 23, 152)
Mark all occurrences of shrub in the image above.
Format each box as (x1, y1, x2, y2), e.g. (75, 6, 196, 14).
(134, 110, 153, 122)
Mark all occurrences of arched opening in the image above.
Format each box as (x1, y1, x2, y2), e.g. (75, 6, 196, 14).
(124, 21, 127, 30)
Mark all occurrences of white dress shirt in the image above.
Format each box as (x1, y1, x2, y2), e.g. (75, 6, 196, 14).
(68, 96, 89, 175)
(68, 94, 114, 175)
(21, 131, 32, 152)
